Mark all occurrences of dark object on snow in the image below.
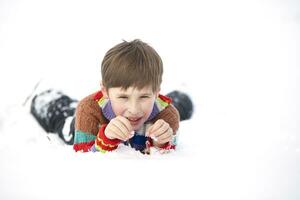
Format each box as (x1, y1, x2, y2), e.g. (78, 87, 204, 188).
(30, 89, 77, 145)
(166, 90, 193, 121)
(128, 134, 147, 151)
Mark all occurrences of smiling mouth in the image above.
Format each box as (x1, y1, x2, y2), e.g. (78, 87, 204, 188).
(127, 117, 142, 124)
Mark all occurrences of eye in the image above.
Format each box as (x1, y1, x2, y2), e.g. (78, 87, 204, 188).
(118, 96, 128, 99)
(140, 95, 150, 99)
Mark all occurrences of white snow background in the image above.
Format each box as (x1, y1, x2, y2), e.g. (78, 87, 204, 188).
(0, 0, 299, 199)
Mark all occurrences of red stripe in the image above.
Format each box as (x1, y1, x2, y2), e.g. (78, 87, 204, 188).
(158, 94, 172, 104)
(148, 139, 176, 150)
(93, 91, 103, 101)
(95, 137, 118, 151)
(73, 141, 95, 152)
(98, 124, 121, 146)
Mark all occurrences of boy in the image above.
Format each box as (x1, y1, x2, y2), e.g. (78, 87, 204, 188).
(30, 39, 193, 154)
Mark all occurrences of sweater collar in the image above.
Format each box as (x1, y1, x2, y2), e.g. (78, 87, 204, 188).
(94, 91, 170, 122)
(100, 99, 159, 122)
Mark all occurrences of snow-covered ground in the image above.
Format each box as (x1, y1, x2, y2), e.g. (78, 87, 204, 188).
(0, 0, 299, 199)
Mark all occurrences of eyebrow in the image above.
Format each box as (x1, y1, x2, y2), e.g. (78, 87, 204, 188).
(140, 93, 152, 96)
(117, 92, 152, 96)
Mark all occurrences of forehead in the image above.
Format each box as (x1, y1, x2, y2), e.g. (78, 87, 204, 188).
(108, 86, 153, 95)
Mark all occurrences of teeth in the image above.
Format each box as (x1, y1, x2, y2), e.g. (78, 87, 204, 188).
(128, 117, 140, 122)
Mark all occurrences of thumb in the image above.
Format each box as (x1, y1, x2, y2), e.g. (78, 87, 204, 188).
(145, 124, 154, 137)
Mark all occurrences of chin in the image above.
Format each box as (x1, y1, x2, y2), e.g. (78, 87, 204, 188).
(132, 124, 143, 131)
(131, 119, 147, 131)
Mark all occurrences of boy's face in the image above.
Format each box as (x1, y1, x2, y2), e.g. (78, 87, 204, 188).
(102, 86, 159, 130)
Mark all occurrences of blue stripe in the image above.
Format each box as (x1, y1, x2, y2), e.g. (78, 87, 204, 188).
(74, 130, 96, 144)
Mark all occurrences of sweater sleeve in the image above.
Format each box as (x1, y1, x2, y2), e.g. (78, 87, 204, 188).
(75, 94, 104, 135)
(150, 104, 180, 149)
(73, 94, 114, 152)
(151, 104, 180, 134)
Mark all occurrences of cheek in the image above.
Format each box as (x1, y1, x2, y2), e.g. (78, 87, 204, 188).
(110, 103, 126, 116)
(142, 101, 156, 116)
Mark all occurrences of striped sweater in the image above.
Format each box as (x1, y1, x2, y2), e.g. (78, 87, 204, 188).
(73, 91, 179, 153)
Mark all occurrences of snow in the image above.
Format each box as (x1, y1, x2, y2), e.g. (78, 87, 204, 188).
(0, 0, 299, 199)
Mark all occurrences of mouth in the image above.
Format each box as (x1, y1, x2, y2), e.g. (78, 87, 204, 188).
(127, 117, 143, 125)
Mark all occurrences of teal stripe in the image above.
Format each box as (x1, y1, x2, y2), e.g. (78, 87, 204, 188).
(74, 130, 96, 144)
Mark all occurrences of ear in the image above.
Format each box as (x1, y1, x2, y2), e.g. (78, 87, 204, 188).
(155, 88, 160, 98)
(100, 81, 109, 98)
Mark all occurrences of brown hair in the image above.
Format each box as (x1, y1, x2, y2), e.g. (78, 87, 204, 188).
(101, 39, 163, 92)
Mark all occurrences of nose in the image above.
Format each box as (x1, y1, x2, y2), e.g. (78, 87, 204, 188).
(127, 100, 141, 115)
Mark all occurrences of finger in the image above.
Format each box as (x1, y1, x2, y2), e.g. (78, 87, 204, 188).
(156, 129, 173, 143)
(105, 126, 123, 140)
(148, 120, 164, 136)
(117, 116, 134, 139)
(157, 134, 172, 144)
(106, 127, 123, 140)
(145, 124, 154, 137)
(114, 117, 131, 136)
(157, 136, 171, 144)
(153, 121, 170, 138)
(108, 123, 128, 141)
(117, 116, 133, 133)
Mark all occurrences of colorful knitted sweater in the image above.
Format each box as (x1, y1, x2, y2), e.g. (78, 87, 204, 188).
(73, 91, 180, 153)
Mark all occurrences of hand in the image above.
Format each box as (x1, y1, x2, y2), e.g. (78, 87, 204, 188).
(146, 119, 173, 145)
(105, 116, 134, 141)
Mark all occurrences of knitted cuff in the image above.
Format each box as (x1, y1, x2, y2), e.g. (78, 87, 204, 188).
(149, 139, 176, 150)
(95, 124, 121, 151)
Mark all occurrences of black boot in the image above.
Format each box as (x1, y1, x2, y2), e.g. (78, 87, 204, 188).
(166, 90, 193, 121)
(30, 89, 77, 145)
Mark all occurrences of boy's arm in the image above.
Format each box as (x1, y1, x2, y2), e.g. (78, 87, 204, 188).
(150, 104, 180, 149)
(73, 94, 120, 152)
(73, 126, 121, 153)
(152, 104, 180, 134)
